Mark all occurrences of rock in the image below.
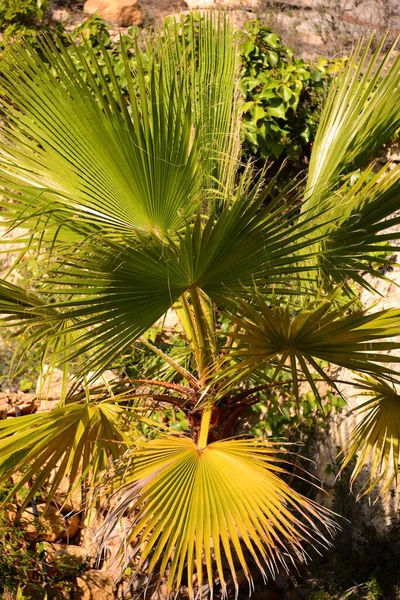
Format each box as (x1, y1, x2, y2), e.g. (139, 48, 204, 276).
(75, 570, 115, 600)
(83, 0, 142, 27)
(80, 515, 133, 579)
(151, 583, 169, 600)
(18, 505, 67, 541)
(36, 398, 60, 413)
(51, 7, 70, 22)
(16, 504, 80, 541)
(64, 512, 81, 539)
(185, 0, 214, 6)
(36, 366, 70, 399)
(43, 541, 89, 576)
(51, 477, 82, 509)
(0, 392, 37, 416)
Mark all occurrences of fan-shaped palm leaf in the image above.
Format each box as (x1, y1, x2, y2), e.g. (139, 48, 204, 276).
(0, 184, 330, 380)
(99, 436, 336, 598)
(0, 397, 133, 508)
(341, 376, 400, 496)
(304, 35, 400, 211)
(297, 37, 400, 288)
(224, 293, 400, 397)
(317, 163, 400, 286)
(0, 35, 201, 237)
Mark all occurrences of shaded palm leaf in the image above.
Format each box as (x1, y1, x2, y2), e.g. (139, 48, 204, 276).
(341, 376, 400, 496)
(317, 163, 400, 286)
(99, 437, 336, 598)
(224, 293, 400, 397)
(0, 185, 330, 380)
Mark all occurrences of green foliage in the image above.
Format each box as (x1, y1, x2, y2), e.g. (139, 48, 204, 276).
(0, 11, 344, 174)
(69, 16, 141, 95)
(246, 386, 345, 441)
(0, 333, 41, 393)
(0, 492, 85, 598)
(0, 0, 50, 42)
(239, 20, 343, 162)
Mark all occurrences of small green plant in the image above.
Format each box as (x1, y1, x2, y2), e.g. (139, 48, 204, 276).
(0, 0, 50, 41)
(239, 20, 345, 163)
(0, 486, 87, 599)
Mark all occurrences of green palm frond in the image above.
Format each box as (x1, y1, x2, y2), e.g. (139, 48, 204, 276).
(297, 36, 400, 289)
(224, 292, 400, 396)
(341, 376, 400, 496)
(0, 185, 329, 380)
(0, 396, 135, 508)
(317, 163, 400, 285)
(0, 13, 240, 247)
(157, 13, 241, 203)
(304, 35, 400, 211)
(99, 437, 336, 597)
(0, 33, 199, 237)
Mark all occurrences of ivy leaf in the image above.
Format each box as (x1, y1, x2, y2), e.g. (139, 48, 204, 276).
(251, 104, 265, 122)
(266, 50, 279, 67)
(242, 39, 255, 58)
(310, 70, 323, 82)
(267, 102, 286, 119)
(263, 32, 280, 49)
(280, 85, 292, 103)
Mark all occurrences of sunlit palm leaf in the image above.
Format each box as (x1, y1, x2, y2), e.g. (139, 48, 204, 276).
(341, 376, 400, 496)
(0, 398, 132, 508)
(0, 33, 200, 237)
(157, 13, 241, 204)
(99, 437, 336, 598)
(304, 35, 400, 211)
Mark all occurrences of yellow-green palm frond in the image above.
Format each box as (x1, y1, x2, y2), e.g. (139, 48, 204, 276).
(99, 437, 336, 598)
(0, 396, 134, 508)
(341, 376, 400, 496)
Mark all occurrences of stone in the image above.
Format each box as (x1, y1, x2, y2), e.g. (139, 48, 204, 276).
(185, 0, 214, 6)
(51, 8, 70, 22)
(0, 392, 37, 416)
(43, 542, 88, 562)
(18, 505, 67, 541)
(83, 0, 142, 27)
(51, 477, 82, 509)
(75, 570, 115, 600)
(150, 583, 169, 600)
(64, 512, 81, 539)
(16, 504, 80, 541)
(36, 366, 70, 399)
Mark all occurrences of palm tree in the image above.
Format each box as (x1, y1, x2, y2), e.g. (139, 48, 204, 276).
(1, 14, 400, 597)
